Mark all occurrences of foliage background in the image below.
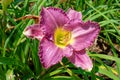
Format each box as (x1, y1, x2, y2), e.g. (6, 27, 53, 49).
(0, 0, 120, 80)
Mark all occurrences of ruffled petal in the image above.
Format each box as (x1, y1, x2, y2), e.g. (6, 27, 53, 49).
(68, 50, 93, 71)
(40, 7, 69, 34)
(39, 38, 64, 69)
(67, 9, 82, 20)
(66, 20, 100, 51)
(23, 24, 44, 40)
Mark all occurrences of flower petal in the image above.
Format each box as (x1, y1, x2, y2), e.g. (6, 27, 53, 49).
(68, 50, 93, 71)
(67, 9, 82, 20)
(63, 46, 73, 57)
(66, 20, 100, 51)
(40, 7, 69, 34)
(39, 38, 64, 69)
(23, 24, 44, 40)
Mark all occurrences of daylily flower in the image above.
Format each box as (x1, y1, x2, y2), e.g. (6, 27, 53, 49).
(23, 7, 100, 71)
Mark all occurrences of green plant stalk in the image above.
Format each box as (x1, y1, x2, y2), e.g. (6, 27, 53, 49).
(59, 61, 81, 80)
(91, 61, 96, 80)
(85, 1, 120, 36)
(86, 1, 120, 79)
(30, 0, 46, 15)
(31, 40, 42, 75)
(105, 32, 120, 79)
(2, 11, 7, 57)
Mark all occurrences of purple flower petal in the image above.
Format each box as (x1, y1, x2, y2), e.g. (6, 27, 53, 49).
(40, 7, 69, 34)
(39, 38, 63, 69)
(66, 20, 100, 51)
(62, 46, 73, 57)
(68, 50, 93, 71)
(23, 24, 44, 40)
(67, 9, 82, 20)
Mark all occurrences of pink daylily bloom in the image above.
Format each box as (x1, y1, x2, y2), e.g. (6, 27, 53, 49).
(23, 7, 100, 71)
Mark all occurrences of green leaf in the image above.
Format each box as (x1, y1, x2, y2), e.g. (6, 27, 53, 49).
(6, 69, 15, 80)
(50, 76, 73, 80)
(98, 65, 119, 80)
(2, 0, 13, 11)
(0, 57, 17, 65)
(89, 53, 120, 65)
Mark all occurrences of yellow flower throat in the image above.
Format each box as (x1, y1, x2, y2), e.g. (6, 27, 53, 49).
(54, 27, 72, 48)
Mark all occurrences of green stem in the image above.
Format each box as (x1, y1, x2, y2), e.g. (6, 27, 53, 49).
(59, 61, 81, 80)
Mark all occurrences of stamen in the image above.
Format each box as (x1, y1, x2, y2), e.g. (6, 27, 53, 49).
(54, 27, 72, 48)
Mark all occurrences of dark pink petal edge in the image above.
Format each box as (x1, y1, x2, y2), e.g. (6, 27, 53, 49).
(47, 7, 68, 19)
(40, 7, 69, 35)
(83, 21, 100, 48)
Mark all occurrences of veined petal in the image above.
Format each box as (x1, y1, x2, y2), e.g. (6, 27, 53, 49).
(66, 20, 100, 51)
(67, 9, 82, 20)
(64, 19, 82, 31)
(68, 50, 93, 71)
(23, 24, 44, 40)
(62, 46, 73, 57)
(39, 38, 63, 69)
(40, 7, 69, 34)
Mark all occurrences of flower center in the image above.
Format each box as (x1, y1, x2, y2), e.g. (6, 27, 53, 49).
(54, 27, 72, 48)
